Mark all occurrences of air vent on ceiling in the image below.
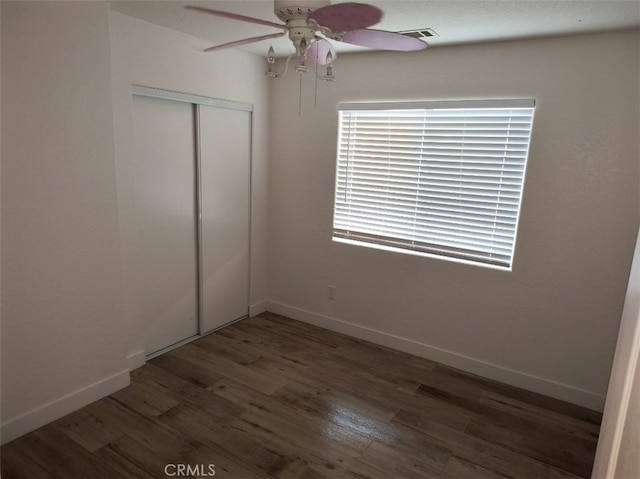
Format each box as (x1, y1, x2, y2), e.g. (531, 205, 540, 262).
(399, 28, 438, 41)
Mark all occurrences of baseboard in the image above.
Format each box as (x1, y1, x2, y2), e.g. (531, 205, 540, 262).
(266, 301, 606, 412)
(249, 300, 269, 317)
(127, 349, 146, 371)
(0, 369, 130, 445)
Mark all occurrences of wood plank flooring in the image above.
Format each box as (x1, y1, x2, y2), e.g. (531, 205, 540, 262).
(1, 312, 602, 478)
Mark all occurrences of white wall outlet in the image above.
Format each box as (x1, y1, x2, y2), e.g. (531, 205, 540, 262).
(327, 286, 336, 300)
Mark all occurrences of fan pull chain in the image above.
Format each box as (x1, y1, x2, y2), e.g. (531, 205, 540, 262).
(298, 72, 303, 116)
(314, 47, 319, 108)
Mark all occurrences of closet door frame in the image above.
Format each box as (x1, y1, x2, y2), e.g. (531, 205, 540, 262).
(132, 85, 253, 357)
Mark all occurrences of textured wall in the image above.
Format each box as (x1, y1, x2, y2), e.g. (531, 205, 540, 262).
(268, 30, 640, 409)
(109, 11, 270, 362)
(1, 1, 128, 440)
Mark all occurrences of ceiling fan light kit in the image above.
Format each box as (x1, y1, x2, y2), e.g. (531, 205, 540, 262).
(186, 1, 428, 82)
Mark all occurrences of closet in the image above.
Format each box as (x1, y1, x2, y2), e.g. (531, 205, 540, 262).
(132, 86, 251, 357)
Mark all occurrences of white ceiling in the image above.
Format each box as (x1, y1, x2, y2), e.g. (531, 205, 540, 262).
(109, 0, 640, 57)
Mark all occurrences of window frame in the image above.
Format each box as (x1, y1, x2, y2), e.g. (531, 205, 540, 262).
(332, 99, 536, 271)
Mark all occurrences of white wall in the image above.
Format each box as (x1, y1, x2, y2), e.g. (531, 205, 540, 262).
(0, 0, 4, 436)
(0, 2, 270, 444)
(1, 1, 129, 443)
(268, 30, 640, 410)
(592, 226, 640, 478)
(108, 11, 270, 367)
(0, 0, 3, 403)
(0, 1, 636, 452)
(593, 38, 640, 476)
(592, 130, 640, 477)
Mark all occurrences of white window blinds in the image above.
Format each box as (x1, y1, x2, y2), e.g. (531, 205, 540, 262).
(333, 99, 535, 269)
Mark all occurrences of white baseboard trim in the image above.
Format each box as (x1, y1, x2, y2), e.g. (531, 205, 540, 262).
(127, 349, 146, 371)
(266, 301, 605, 412)
(0, 369, 130, 445)
(249, 300, 269, 317)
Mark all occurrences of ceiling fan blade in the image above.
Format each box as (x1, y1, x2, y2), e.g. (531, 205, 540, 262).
(204, 31, 287, 52)
(185, 5, 286, 30)
(310, 2, 382, 32)
(306, 39, 337, 65)
(340, 29, 428, 51)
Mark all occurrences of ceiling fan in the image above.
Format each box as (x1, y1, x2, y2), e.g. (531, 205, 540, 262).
(186, 1, 428, 80)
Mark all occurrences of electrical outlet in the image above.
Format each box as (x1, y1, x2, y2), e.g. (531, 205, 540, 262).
(327, 286, 336, 300)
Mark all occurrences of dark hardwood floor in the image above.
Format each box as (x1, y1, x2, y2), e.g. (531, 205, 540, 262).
(1, 312, 602, 478)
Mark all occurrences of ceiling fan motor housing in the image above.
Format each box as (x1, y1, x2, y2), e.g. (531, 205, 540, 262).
(274, 0, 330, 52)
(273, 0, 331, 21)
(287, 19, 317, 47)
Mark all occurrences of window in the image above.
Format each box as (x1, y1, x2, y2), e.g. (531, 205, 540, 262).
(333, 99, 535, 270)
